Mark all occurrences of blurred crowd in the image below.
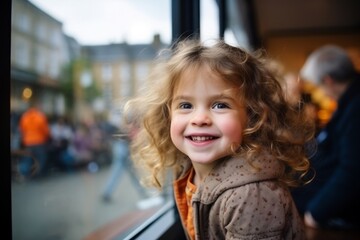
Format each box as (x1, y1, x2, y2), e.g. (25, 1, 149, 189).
(10, 106, 118, 179)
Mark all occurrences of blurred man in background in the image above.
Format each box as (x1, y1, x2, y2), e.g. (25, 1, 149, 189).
(292, 44, 360, 230)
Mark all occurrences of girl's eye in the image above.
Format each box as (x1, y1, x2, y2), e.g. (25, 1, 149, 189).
(212, 102, 230, 109)
(179, 102, 192, 109)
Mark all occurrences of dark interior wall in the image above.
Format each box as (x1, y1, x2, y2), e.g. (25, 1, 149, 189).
(264, 32, 360, 74)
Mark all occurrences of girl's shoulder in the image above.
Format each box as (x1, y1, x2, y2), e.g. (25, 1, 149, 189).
(220, 180, 291, 205)
(218, 181, 295, 217)
(209, 181, 302, 239)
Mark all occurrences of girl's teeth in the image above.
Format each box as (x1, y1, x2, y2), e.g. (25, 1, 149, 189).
(192, 136, 213, 141)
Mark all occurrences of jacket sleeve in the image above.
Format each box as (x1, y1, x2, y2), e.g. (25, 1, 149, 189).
(212, 181, 304, 239)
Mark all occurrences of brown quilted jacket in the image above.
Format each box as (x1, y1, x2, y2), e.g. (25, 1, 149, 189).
(174, 154, 305, 240)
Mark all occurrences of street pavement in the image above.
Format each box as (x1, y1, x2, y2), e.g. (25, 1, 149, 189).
(11, 165, 151, 240)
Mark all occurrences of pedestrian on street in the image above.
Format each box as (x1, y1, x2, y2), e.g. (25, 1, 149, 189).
(19, 99, 50, 178)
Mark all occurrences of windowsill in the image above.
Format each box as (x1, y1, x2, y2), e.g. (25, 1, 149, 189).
(84, 199, 178, 240)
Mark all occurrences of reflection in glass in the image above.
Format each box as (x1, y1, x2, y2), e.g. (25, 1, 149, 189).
(11, 0, 171, 239)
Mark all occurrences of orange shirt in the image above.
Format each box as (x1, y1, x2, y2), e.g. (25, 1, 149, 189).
(173, 168, 196, 240)
(19, 108, 50, 146)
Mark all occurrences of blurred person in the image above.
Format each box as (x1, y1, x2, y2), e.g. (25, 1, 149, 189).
(101, 114, 147, 202)
(48, 116, 75, 171)
(19, 99, 50, 177)
(71, 122, 94, 168)
(126, 40, 314, 239)
(93, 115, 114, 167)
(70, 118, 110, 172)
(84, 117, 111, 169)
(292, 44, 360, 230)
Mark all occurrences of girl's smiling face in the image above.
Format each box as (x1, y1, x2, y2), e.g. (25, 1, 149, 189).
(170, 66, 247, 173)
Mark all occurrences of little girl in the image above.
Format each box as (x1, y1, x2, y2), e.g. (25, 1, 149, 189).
(126, 40, 314, 239)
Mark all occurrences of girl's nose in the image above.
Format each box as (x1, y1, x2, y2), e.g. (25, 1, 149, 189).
(191, 110, 212, 126)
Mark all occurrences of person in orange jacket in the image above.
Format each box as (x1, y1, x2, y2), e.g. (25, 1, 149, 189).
(19, 100, 50, 178)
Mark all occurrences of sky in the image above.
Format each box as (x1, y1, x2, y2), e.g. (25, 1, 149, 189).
(29, 0, 172, 45)
(29, 0, 221, 46)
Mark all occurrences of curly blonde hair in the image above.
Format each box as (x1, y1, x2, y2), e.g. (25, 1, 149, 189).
(126, 39, 315, 189)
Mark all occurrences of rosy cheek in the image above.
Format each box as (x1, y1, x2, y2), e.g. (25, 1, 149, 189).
(170, 119, 182, 141)
(221, 120, 243, 143)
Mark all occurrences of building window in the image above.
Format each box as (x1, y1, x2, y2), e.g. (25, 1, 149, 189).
(50, 28, 62, 47)
(136, 62, 149, 88)
(15, 13, 31, 33)
(101, 64, 112, 82)
(13, 38, 30, 68)
(120, 63, 131, 97)
(49, 51, 60, 78)
(35, 46, 47, 74)
(35, 22, 47, 42)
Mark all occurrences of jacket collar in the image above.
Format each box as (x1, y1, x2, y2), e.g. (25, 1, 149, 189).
(192, 153, 283, 204)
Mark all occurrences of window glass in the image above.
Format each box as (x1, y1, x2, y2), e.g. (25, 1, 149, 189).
(135, 62, 149, 89)
(49, 51, 60, 78)
(200, 0, 219, 41)
(16, 13, 31, 33)
(35, 22, 47, 41)
(200, 0, 239, 46)
(101, 64, 112, 82)
(13, 38, 30, 68)
(11, 0, 171, 239)
(50, 28, 62, 47)
(120, 63, 131, 97)
(35, 45, 46, 73)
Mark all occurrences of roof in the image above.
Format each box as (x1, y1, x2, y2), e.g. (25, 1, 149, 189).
(82, 42, 168, 62)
